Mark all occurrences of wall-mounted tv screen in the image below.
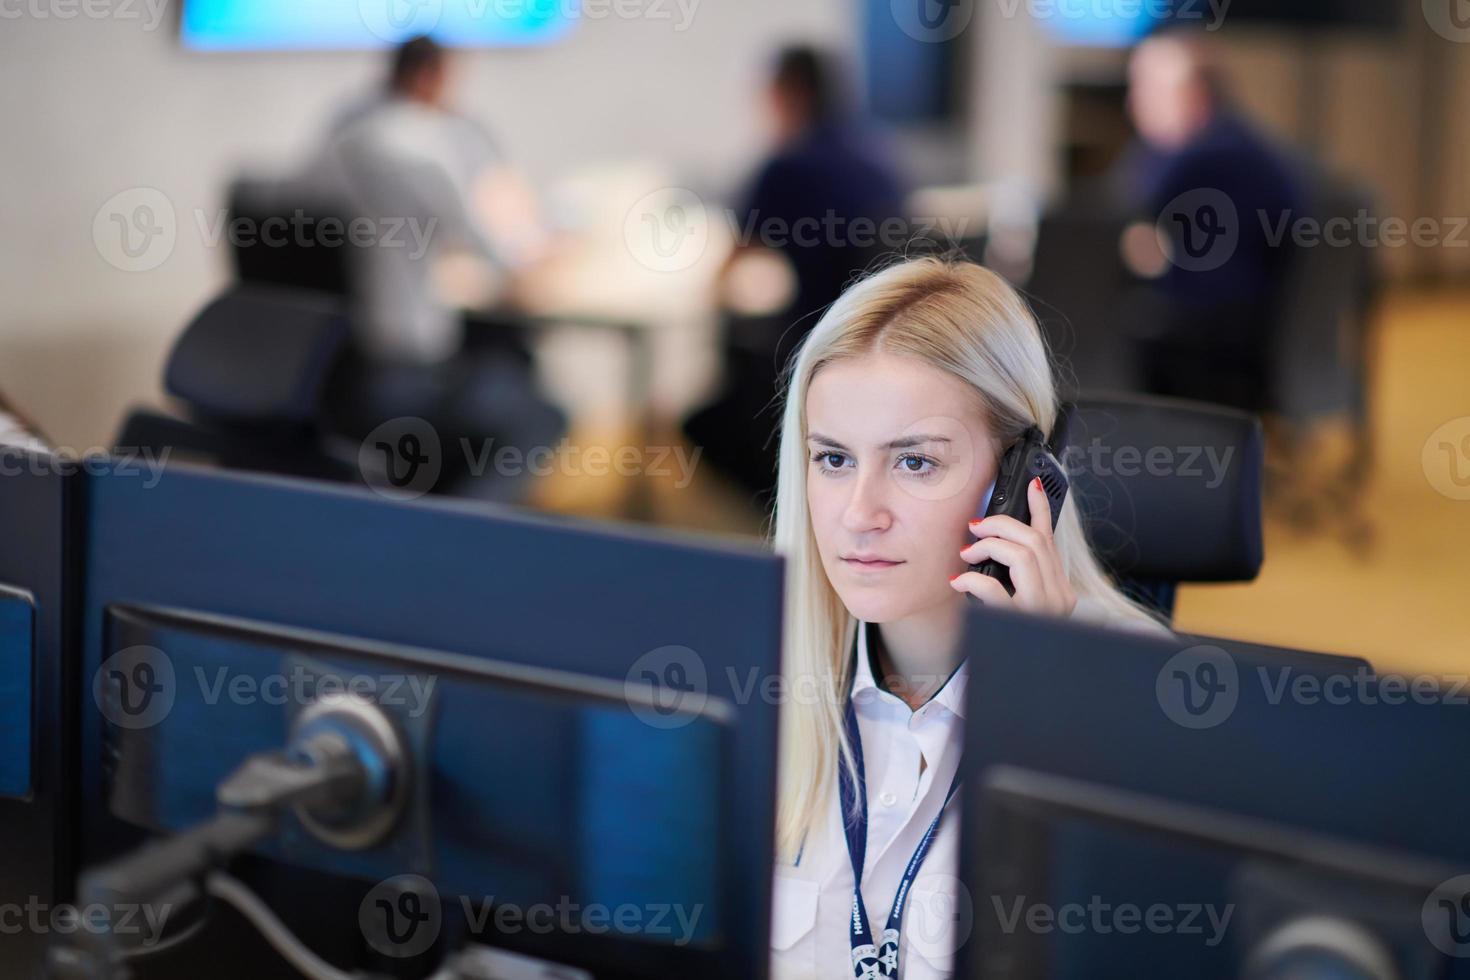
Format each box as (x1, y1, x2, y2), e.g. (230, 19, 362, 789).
(180, 0, 574, 51)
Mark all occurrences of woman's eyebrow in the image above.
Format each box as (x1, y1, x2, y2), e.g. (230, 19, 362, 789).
(805, 433, 953, 452)
(806, 433, 851, 451)
(882, 434, 953, 450)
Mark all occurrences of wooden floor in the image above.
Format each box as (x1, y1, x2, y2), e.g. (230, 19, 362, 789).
(530, 286, 1470, 676)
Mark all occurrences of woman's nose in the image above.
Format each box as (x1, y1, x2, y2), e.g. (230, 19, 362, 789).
(841, 469, 892, 533)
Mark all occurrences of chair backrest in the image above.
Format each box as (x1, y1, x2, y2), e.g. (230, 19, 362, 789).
(1058, 392, 1265, 619)
(227, 176, 357, 297)
(164, 285, 349, 426)
(1025, 209, 1135, 394)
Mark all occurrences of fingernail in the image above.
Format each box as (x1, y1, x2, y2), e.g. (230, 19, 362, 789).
(1032, 477, 1042, 489)
(969, 519, 983, 526)
(949, 574, 961, 582)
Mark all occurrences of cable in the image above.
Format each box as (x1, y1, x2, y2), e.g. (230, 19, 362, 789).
(205, 872, 362, 980)
(116, 906, 210, 960)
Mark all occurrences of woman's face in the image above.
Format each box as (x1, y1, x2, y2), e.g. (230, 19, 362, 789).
(805, 351, 1000, 624)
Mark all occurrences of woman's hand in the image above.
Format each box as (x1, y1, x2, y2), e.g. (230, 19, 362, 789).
(950, 476, 1078, 617)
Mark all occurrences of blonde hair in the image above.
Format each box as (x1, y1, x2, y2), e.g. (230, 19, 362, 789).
(770, 256, 1167, 861)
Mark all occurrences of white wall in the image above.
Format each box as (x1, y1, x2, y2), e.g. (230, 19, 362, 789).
(0, 1, 854, 446)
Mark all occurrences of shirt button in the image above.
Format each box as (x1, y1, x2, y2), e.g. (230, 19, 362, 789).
(879, 792, 897, 807)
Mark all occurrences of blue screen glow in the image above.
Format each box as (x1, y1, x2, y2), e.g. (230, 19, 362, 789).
(181, 0, 574, 51)
(1035, 2, 1161, 46)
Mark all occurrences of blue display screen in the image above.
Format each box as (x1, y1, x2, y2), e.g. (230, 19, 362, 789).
(1036, 4, 1161, 47)
(181, 0, 574, 51)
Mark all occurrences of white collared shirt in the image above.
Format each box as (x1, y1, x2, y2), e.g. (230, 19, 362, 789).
(770, 620, 968, 980)
(770, 600, 1171, 979)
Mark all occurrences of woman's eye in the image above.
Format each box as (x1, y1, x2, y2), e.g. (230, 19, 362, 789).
(811, 451, 849, 472)
(897, 454, 938, 476)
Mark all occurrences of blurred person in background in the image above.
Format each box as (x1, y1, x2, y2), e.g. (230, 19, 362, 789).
(1116, 27, 1304, 415)
(686, 44, 909, 503)
(311, 36, 565, 500)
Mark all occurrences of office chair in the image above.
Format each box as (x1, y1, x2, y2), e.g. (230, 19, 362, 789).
(1023, 209, 1136, 395)
(1057, 391, 1265, 622)
(114, 285, 363, 483)
(226, 176, 358, 297)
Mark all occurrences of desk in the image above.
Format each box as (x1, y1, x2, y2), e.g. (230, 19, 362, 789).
(454, 184, 736, 521)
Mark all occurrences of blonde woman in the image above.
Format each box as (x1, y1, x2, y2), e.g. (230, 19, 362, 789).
(769, 257, 1171, 979)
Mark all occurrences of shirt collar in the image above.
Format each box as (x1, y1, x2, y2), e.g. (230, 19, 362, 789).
(852, 620, 969, 720)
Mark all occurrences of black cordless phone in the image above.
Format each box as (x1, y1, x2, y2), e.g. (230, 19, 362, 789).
(972, 422, 1071, 596)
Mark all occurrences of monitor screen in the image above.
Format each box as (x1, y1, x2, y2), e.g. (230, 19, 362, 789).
(180, 0, 574, 51)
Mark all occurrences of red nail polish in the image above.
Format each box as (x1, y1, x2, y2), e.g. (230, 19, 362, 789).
(1033, 477, 1042, 489)
(949, 574, 961, 582)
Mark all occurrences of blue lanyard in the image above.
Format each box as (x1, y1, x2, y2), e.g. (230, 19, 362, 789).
(837, 697, 961, 979)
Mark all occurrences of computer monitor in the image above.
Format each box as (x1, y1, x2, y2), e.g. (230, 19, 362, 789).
(0, 451, 79, 969)
(956, 606, 1470, 975)
(71, 462, 784, 979)
(973, 766, 1460, 978)
(178, 0, 574, 51)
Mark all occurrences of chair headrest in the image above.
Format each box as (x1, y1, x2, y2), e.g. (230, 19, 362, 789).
(165, 286, 349, 425)
(1058, 393, 1264, 583)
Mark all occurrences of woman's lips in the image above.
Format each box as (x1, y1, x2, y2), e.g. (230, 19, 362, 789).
(841, 556, 904, 570)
